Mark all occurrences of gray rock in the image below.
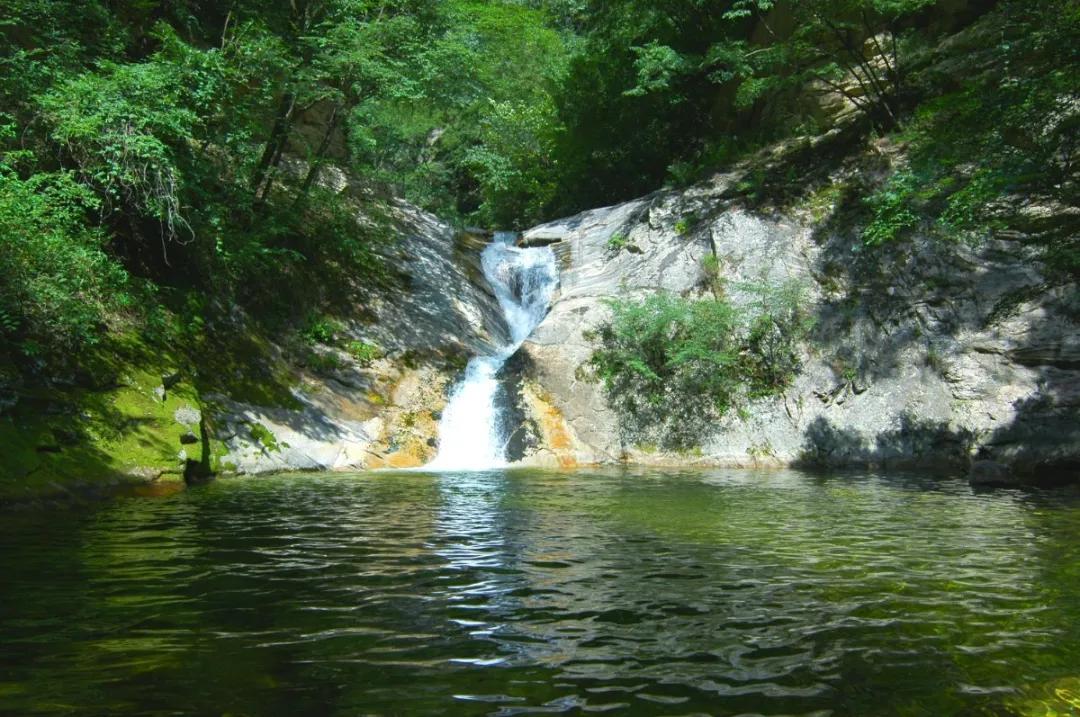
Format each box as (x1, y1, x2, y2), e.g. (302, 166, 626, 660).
(209, 200, 493, 475)
(512, 174, 1080, 479)
(174, 406, 201, 427)
(363, 200, 507, 356)
(194, 160, 1078, 481)
(213, 393, 380, 474)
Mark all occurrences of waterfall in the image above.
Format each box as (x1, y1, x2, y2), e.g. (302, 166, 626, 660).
(427, 232, 558, 470)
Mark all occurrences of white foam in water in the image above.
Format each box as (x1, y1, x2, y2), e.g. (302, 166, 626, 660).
(427, 233, 558, 470)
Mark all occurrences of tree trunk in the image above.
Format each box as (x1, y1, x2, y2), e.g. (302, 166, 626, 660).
(251, 90, 297, 197)
(818, 13, 897, 130)
(257, 126, 293, 203)
(297, 103, 342, 199)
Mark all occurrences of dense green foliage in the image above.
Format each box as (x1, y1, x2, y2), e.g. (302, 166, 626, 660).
(543, 0, 959, 212)
(0, 0, 1076, 392)
(548, 0, 1077, 231)
(0, 0, 573, 378)
(587, 283, 813, 450)
(0, 161, 131, 356)
(857, 0, 1080, 274)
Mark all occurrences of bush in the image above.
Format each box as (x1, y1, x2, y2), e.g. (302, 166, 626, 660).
(862, 170, 920, 246)
(586, 283, 812, 449)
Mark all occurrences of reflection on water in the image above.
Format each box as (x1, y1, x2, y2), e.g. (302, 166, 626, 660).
(1, 469, 1079, 716)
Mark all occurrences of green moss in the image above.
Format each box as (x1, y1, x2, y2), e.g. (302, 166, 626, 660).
(305, 351, 342, 375)
(0, 325, 242, 501)
(442, 349, 469, 373)
(105, 372, 196, 465)
(195, 331, 301, 410)
(799, 183, 844, 224)
(0, 364, 220, 502)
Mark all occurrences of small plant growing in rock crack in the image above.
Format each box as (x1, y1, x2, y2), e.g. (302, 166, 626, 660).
(302, 315, 344, 345)
(347, 340, 382, 365)
(607, 232, 631, 252)
(701, 254, 724, 297)
(925, 346, 948, 376)
(674, 212, 698, 236)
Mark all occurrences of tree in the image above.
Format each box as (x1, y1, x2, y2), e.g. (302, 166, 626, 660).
(718, 0, 939, 130)
(0, 143, 130, 357)
(38, 53, 202, 261)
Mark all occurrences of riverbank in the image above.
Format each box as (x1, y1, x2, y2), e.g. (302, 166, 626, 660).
(0, 199, 507, 503)
(3, 155, 1077, 502)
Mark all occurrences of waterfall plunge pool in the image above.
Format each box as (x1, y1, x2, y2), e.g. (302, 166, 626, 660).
(2, 467, 1080, 716)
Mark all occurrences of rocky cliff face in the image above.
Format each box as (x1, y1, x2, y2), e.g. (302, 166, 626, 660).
(512, 161, 1080, 484)
(21, 151, 1071, 490)
(1, 188, 517, 501)
(213, 199, 507, 475)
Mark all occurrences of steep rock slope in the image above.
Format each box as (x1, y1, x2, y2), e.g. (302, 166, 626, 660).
(213, 200, 507, 474)
(0, 196, 507, 502)
(516, 163, 1079, 483)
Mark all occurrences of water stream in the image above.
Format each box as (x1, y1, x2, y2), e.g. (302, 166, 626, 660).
(427, 233, 557, 471)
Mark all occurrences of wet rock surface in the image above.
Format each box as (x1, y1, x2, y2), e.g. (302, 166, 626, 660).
(215, 202, 502, 475)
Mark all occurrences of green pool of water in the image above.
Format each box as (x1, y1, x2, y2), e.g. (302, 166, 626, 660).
(2, 468, 1079, 716)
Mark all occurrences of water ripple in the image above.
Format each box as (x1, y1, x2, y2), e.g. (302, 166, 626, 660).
(1, 469, 1079, 716)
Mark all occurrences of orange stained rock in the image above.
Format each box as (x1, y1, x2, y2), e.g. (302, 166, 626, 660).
(534, 391, 578, 469)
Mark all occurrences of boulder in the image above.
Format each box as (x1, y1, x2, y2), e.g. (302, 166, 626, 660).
(210, 201, 493, 475)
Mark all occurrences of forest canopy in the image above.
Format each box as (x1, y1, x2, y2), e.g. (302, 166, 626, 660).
(0, 0, 1076, 377)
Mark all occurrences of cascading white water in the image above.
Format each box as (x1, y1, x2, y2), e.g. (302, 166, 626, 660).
(427, 232, 558, 470)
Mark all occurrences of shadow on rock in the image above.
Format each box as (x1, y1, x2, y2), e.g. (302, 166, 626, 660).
(794, 411, 976, 473)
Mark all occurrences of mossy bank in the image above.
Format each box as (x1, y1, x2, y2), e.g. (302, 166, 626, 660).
(0, 202, 505, 503)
